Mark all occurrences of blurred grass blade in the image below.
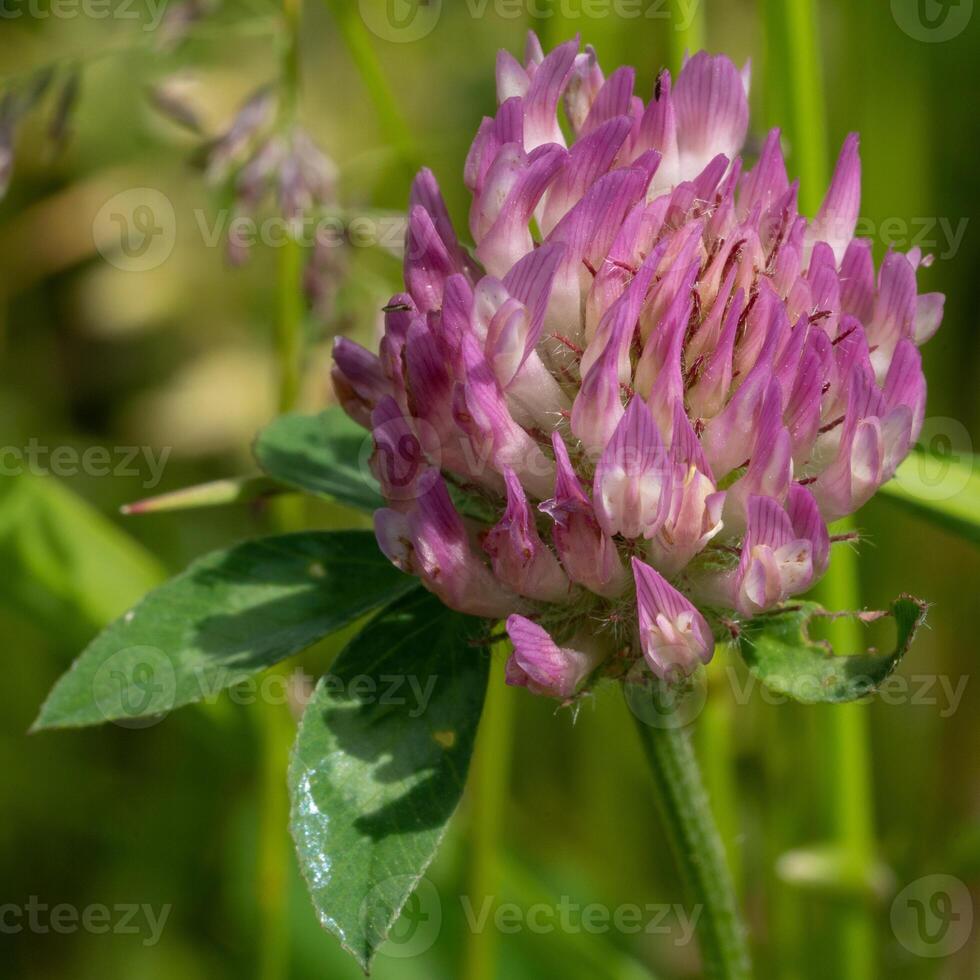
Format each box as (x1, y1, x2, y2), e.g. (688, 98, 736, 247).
(122, 475, 285, 515)
(0, 472, 164, 634)
(761, 0, 827, 209)
(878, 448, 980, 545)
(320, 0, 420, 177)
(761, 2, 876, 977)
(669, 0, 706, 71)
(500, 854, 660, 980)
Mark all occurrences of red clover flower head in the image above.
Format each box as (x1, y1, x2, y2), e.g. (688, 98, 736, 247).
(332, 34, 943, 699)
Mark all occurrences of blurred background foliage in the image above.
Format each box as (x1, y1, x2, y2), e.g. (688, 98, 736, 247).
(1, 1, 978, 978)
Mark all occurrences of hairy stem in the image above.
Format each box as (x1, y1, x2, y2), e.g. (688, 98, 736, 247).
(633, 683, 751, 979)
(697, 648, 742, 893)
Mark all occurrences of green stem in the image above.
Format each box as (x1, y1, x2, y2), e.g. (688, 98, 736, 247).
(256, 6, 306, 980)
(813, 519, 876, 980)
(277, 0, 305, 414)
(276, 234, 304, 414)
(462, 646, 514, 980)
(632, 683, 751, 980)
(320, 0, 420, 179)
(697, 648, 742, 893)
(669, 0, 706, 72)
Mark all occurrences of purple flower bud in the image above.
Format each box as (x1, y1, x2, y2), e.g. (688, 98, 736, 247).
(484, 469, 571, 602)
(0, 113, 14, 201)
(405, 204, 459, 313)
(206, 87, 277, 183)
(505, 615, 603, 699)
(155, 0, 215, 51)
(563, 45, 605, 137)
(806, 133, 860, 264)
(593, 397, 671, 540)
(632, 558, 714, 680)
(453, 334, 555, 500)
(730, 496, 817, 616)
(722, 379, 793, 534)
(541, 433, 628, 598)
(474, 143, 567, 277)
(331, 338, 390, 430)
(148, 78, 205, 135)
(375, 476, 520, 619)
(646, 406, 725, 574)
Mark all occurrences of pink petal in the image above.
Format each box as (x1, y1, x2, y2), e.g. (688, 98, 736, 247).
(593, 397, 671, 539)
(673, 52, 749, 181)
(505, 615, 602, 699)
(632, 557, 714, 679)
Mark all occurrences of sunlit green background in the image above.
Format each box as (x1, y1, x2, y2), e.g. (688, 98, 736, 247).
(1, 1, 977, 978)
